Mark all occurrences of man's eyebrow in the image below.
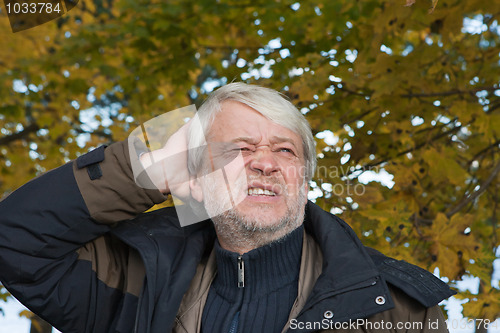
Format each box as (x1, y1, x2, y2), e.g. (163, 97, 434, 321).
(270, 136, 299, 148)
(230, 136, 299, 148)
(231, 137, 258, 144)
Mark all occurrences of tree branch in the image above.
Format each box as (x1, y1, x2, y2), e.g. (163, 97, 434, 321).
(342, 107, 379, 125)
(71, 126, 114, 141)
(345, 120, 467, 177)
(0, 123, 40, 146)
(414, 117, 458, 135)
(197, 44, 286, 51)
(401, 86, 499, 98)
(339, 83, 499, 99)
(337, 85, 370, 97)
(469, 139, 500, 165)
(0, 122, 116, 148)
(446, 160, 500, 218)
(409, 213, 433, 226)
(486, 101, 500, 114)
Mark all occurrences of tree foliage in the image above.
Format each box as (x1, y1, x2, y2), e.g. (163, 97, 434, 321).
(0, 0, 499, 327)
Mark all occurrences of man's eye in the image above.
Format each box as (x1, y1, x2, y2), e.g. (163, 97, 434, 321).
(278, 148, 293, 154)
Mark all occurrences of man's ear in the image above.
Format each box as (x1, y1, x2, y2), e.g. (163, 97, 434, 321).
(303, 181, 309, 204)
(190, 177, 203, 202)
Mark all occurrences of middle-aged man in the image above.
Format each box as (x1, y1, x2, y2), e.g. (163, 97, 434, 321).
(0, 83, 454, 333)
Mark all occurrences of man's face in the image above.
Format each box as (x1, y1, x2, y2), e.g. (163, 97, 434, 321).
(196, 100, 308, 234)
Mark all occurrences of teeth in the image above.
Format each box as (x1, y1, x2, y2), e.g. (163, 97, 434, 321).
(247, 188, 276, 196)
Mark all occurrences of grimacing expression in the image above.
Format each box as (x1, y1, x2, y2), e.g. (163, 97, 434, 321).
(192, 100, 308, 230)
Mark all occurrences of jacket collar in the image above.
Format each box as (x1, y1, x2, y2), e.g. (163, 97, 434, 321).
(173, 225, 322, 333)
(212, 225, 303, 301)
(301, 201, 382, 305)
(292, 202, 394, 327)
(173, 201, 395, 332)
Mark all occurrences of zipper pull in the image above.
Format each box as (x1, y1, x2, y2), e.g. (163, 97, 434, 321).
(237, 255, 245, 288)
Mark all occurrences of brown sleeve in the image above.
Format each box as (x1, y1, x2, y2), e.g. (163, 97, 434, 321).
(73, 140, 167, 224)
(363, 286, 449, 333)
(77, 234, 146, 297)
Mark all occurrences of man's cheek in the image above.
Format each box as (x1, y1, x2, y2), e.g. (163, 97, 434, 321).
(283, 163, 304, 184)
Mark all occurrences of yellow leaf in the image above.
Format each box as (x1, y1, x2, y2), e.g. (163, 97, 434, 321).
(426, 213, 479, 279)
(19, 309, 33, 319)
(353, 186, 384, 206)
(422, 147, 466, 186)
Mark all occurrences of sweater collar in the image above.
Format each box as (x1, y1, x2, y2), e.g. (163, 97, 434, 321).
(212, 224, 303, 301)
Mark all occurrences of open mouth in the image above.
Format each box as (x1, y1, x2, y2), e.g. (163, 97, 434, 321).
(247, 187, 277, 196)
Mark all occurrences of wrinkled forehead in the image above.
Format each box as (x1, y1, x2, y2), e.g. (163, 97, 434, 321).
(206, 100, 303, 146)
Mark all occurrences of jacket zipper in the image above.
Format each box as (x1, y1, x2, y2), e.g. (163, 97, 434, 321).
(230, 256, 244, 333)
(228, 311, 240, 333)
(237, 255, 244, 288)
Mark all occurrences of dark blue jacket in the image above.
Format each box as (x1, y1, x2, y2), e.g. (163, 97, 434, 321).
(0, 142, 455, 332)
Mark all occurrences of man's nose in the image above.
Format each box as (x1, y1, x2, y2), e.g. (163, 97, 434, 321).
(248, 148, 279, 175)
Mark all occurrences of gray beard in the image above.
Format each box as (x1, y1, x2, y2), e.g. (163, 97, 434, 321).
(206, 183, 307, 250)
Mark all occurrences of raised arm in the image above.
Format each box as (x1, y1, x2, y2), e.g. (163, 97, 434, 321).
(0, 140, 166, 332)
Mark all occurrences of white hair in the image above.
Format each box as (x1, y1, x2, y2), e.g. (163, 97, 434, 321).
(188, 82, 317, 182)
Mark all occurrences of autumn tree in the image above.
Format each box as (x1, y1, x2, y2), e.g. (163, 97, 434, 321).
(0, 0, 499, 331)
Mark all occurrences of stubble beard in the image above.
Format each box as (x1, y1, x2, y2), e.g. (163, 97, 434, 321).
(202, 176, 307, 251)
